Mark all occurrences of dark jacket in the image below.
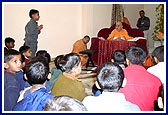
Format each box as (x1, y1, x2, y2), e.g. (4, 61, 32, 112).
(4, 71, 20, 111)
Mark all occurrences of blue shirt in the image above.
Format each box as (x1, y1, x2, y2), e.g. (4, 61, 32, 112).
(13, 88, 54, 111)
(16, 70, 26, 91)
(24, 19, 40, 42)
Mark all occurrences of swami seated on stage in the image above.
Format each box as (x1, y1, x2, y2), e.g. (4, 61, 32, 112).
(107, 21, 133, 41)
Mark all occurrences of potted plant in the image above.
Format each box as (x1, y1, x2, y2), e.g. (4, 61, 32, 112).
(152, 4, 164, 46)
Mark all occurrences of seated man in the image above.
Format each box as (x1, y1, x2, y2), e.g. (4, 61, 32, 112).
(120, 45, 161, 111)
(147, 46, 165, 84)
(72, 35, 90, 66)
(107, 21, 133, 40)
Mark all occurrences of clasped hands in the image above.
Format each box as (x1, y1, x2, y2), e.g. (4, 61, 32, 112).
(113, 37, 126, 41)
(37, 25, 43, 30)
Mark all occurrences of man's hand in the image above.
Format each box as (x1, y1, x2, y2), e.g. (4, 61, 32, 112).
(37, 25, 43, 30)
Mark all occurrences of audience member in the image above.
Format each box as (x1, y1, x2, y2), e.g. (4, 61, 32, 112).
(19, 45, 32, 71)
(43, 95, 87, 111)
(147, 46, 165, 84)
(51, 53, 87, 101)
(143, 54, 154, 69)
(24, 9, 43, 57)
(36, 50, 51, 64)
(111, 50, 127, 69)
(107, 21, 133, 40)
(24, 50, 51, 92)
(4, 37, 15, 53)
(72, 35, 90, 66)
(13, 56, 54, 111)
(83, 62, 140, 112)
(120, 45, 162, 111)
(4, 49, 21, 110)
(49, 55, 63, 89)
(92, 50, 127, 96)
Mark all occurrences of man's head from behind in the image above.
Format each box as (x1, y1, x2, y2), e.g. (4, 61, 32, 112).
(97, 62, 125, 92)
(83, 35, 90, 44)
(152, 45, 164, 63)
(5, 37, 15, 49)
(25, 56, 49, 85)
(112, 50, 126, 65)
(125, 45, 146, 65)
(54, 55, 64, 69)
(43, 95, 87, 111)
(115, 21, 123, 32)
(36, 50, 51, 64)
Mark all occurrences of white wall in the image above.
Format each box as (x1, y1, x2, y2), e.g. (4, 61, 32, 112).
(3, 3, 160, 58)
(92, 4, 112, 37)
(123, 4, 144, 28)
(3, 3, 82, 58)
(144, 4, 158, 48)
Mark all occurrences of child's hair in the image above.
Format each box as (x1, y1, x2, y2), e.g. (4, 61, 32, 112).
(59, 53, 80, 73)
(19, 45, 30, 54)
(112, 50, 126, 65)
(97, 62, 124, 92)
(5, 37, 15, 45)
(36, 50, 51, 64)
(152, 45, 164, 62)
(25, 56, 49, 85)
(4, 49, 20, 63)
(43, 95, 87, 111)
(54, 55, 64, 69)
(29, 9, 39, 18)
(21, 54, 25, 63)
(125, 45, 146, 65)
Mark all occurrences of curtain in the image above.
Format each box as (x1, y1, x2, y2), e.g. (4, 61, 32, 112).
(111, 4, 124, 25)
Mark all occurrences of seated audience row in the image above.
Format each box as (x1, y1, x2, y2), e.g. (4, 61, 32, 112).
(91, 45, 163, 111)
(4, 36, 164, 111)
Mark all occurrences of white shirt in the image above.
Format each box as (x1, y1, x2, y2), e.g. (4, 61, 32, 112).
(82, 92, 140, 112)
(147, 62, 166, 84)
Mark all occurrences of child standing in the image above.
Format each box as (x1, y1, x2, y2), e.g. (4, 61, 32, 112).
(4, 49, 22, 111)
(13, 56, 54, 111)
(24, 9, 43, 57)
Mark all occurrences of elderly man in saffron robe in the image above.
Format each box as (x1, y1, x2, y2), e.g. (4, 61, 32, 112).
(107, 21, 133, 41)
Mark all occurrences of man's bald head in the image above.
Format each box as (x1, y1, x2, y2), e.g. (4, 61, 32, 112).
(115, 21, 123, 32)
